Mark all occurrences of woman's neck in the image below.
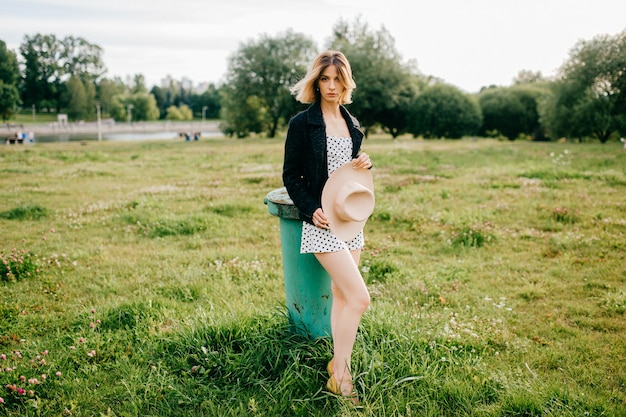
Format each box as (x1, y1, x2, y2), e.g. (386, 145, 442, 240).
(320, 101, 342, 119)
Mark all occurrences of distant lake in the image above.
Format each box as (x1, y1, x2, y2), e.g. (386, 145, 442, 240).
(32, 130, 223, 143)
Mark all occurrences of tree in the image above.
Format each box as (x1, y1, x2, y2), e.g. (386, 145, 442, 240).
(0, 82, 21, 122)
(150, 76, 195, 119)
(64, 75, 88, 120)
(130, 74, 148, 94)
(513, 70, 546, 85)
(479, 88, 524, 140)
(97, 77, 126, 117)
(0, 40, 20, 86)
(408, 83, 482, 139)
(0, 40, 21, 120)
(165, 105, 183, 120)
(20, 34, 62, 111)
(540, 30, 626, 143)
(219, 91, 267, 138)
(60, 36, 105, 83)
(329, 18, 421, 137)
(19, 34, 105, 112)
(191, 83, 221, 119)
(128, 93, 160, 121)
(165, 104, 193, 120)
(221, 30, 317, 138)
(478, 85, 545, 140)
(61, 74, 97, 121)
(150, 85, 168, 118)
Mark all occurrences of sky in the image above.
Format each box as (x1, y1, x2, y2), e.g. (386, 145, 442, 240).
(1, 0, 625, 93)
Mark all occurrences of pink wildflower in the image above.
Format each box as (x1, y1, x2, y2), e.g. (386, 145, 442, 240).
(87, 350, 96, 357)
(16, 387, 25, 395)
(69, 346, 76, 350)
(89, 322, 95, 328)
(91, 308, 96, 314)
(56, 371, 62, 377)
(0, 354, 5, 360)
(78, 337, 85, 344)
(0, 396, 4, 403)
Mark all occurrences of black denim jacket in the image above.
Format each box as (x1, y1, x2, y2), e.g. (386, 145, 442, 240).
(282, 101, 364, 225)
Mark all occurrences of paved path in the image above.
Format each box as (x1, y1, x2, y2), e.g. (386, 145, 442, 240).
(3, 120, 221, 135)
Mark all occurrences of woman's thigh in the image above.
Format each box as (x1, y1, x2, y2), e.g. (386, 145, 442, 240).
(315, 249, 368, 301)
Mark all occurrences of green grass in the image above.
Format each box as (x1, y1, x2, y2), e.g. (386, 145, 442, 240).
(7, 111, 58, 124)
(0, 136, 625, 416)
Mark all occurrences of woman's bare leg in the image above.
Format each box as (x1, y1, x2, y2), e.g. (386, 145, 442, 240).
(316, 248, 369, 394)
(330, 249, 362, 344)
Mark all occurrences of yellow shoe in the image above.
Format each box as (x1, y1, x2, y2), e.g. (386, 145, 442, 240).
(326, 375, 360, 406)
(326, 374, 341, 394)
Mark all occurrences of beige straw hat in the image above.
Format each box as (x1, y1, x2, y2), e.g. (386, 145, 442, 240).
(321, 162, 375, 241)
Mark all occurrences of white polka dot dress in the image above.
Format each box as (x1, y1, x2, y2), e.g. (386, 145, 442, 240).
(300, 135, 365, 254)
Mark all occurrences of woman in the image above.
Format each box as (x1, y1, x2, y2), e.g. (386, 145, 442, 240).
(283, 50, 373, 404)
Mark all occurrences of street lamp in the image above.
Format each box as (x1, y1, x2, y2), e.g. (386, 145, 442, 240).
(127, 104, 134, 124)
(202, 106, 208, 123)
(96, 102, 102, 141)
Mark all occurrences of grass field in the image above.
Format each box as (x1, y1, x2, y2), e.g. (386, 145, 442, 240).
(0, 136, 625, 416)
(6, 112, 58, 125)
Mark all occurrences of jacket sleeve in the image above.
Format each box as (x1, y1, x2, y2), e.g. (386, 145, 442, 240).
(282, 116, 319, 224)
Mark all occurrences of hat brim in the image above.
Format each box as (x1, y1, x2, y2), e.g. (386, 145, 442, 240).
(321, 162, 375, 241)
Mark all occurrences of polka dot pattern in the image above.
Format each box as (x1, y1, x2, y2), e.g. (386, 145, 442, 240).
(300, 135, 365, 254)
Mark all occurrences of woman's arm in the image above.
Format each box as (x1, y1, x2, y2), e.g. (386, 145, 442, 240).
(282, 117, 320, 224)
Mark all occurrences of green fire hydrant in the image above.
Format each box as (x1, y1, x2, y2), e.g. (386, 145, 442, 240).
(264, 187, 332, 339)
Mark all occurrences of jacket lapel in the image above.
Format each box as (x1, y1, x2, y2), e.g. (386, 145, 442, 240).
(307, 102, 364, 167)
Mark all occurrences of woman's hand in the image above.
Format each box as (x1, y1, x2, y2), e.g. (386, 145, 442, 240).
(352, 152, 373, 169)
(312, 208, 330, 229)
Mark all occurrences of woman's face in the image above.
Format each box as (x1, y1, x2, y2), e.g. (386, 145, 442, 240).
(318, 65, 344, 104)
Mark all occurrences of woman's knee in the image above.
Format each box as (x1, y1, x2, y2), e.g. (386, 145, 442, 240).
(349, 289, 370, 314)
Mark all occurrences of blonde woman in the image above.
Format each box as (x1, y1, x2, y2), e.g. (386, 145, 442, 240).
(283, 50, 373, 404)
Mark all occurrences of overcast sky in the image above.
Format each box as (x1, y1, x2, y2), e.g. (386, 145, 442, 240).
(1, 0, 625, 93)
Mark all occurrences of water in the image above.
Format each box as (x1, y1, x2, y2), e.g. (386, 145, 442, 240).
(32, 131, 223, 143)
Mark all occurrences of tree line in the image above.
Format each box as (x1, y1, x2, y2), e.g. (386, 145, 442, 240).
(1, 20, 624, 143)
(0, 34, 220, 124)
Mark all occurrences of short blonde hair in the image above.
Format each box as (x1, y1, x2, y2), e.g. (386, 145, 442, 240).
(291, 50, 356, 104)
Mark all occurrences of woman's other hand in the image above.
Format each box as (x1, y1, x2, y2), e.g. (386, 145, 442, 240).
(352, 152, 372, 169)
(312, 208, 330, 229)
